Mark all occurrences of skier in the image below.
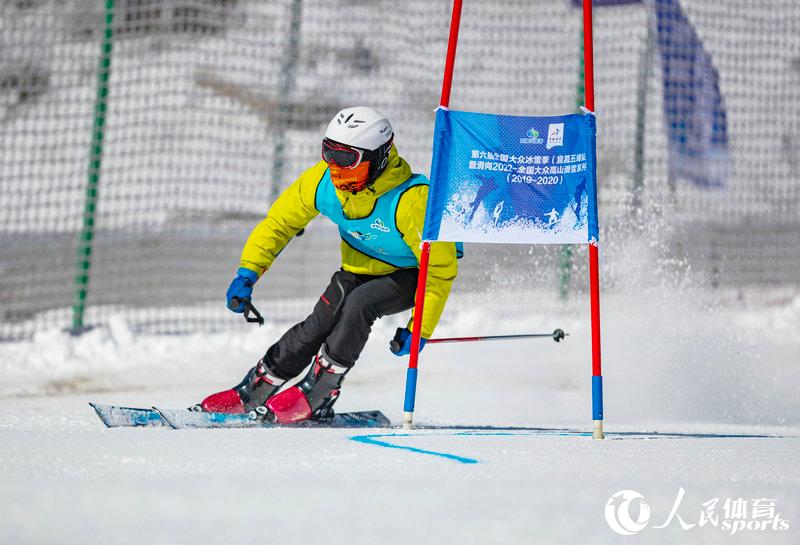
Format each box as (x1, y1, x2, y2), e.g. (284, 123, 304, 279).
(196, 107, 460, 424)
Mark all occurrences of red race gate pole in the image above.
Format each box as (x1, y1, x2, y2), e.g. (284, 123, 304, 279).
(583, 0, 605, 440)
(403, 0, 464, 430)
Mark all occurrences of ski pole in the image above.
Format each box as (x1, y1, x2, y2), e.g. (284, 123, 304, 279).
(390, 329, 567, 354)
(429, 329, 567, 344)
(228, 297, 264, 326)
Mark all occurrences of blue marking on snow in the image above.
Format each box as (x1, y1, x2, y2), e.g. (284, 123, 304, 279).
(349, 430, 596, 464)
(349, 428, 779, 464)
(350, 433, 479, 464)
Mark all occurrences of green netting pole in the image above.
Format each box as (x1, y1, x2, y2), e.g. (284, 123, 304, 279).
(72, 0, 115, 333)
(632, 5, 655, 212)
(270, 0, 303, 202)
(558, 28, 586, 301)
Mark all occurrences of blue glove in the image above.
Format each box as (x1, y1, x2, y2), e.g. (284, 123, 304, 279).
(390, 327, 427, 356)
(226, 267, 259, 313)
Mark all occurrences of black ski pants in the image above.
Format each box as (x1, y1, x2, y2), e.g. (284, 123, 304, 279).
(265, 268, 418, 379)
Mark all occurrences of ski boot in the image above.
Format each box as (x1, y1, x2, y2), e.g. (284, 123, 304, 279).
(192, 357, 286, 414)
(251, 349, 349, 424)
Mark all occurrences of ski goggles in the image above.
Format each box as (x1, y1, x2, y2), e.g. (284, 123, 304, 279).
(321, 138, 365, 169)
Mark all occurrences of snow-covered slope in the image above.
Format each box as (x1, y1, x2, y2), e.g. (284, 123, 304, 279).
(1, 290, 799, 544)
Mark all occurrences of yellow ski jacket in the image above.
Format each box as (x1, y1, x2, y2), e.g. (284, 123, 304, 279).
(239, 146, 457, 338)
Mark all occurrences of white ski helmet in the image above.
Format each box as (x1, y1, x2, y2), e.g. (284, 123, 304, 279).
(323, 106, 394, 186)
(324, 106, 393, 151)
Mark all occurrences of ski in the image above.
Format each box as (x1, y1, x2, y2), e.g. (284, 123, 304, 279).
(90, 403, 166, 428)
(154, 407, 391, 429)
(90, 403, 391, 429)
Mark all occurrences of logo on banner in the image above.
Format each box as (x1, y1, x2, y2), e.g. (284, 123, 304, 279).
(547, 123, 564, 149)
(519, 128, 544, 145)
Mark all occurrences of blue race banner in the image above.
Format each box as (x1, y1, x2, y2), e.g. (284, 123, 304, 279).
(423, 108, 598, 245)
(655, 0, 730, 188)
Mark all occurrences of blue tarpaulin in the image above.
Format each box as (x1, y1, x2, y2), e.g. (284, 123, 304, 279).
(655, 0, 730, 188)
